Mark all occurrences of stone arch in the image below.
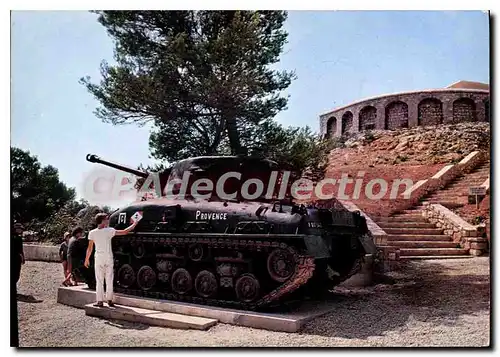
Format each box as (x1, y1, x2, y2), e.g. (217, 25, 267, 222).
(358, 106, 377, 131)
(452, 97, 476, 122)
(485, 99, 490, 122)
(326, 116, 337, 137)
(418, 98, 443, 126)
(385, 101, 409, 130)
(341, 111, 353, 135)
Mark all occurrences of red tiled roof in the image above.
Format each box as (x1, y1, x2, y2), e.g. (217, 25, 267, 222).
(447, 81, 489, 90)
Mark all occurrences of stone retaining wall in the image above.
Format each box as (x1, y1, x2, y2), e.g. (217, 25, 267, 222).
(422, 203, 488, 256)
(339, 200, 399, 272)
(24, 244, 61, 262)
(339, 200, 387, 246)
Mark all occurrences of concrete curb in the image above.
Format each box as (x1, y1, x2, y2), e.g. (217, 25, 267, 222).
(58, 285, 338, 333)
(24, 244, 60, 262)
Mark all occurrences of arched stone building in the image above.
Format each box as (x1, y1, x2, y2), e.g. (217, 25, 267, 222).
(320, 81, 490, 138)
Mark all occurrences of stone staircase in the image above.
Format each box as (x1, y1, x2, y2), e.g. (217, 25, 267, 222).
(373, 159, 489, 259)
(374, 209, 470, 259)
(419, 160, 490, 209)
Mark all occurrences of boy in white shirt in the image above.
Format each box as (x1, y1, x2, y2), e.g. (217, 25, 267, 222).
(84, 213, 140, 307)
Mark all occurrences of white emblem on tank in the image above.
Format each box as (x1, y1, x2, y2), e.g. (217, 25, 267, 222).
(118, 212, 127, 224)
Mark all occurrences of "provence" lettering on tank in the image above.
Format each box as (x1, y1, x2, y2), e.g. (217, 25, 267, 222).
(195, 211, 228, 220)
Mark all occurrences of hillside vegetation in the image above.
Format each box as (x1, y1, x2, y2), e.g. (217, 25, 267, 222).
(328, 122, 490, 167)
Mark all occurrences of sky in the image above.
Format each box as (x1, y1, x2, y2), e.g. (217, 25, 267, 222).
(11, 10, 490, 201)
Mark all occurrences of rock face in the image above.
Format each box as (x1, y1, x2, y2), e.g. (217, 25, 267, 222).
(332, 122, 490, 167)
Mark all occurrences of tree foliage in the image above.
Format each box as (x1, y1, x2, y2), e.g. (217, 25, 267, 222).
(11, 147, 76, 224)
(243, 121, 335, 181)
(81, 10, 295, 161)
(39, 201, 112, 244)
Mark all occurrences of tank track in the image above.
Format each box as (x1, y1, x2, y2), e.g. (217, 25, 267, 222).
(113, 234, 316, 311)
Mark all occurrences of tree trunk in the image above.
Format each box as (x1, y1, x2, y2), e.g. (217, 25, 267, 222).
(207, 118, 226, 155)
(225, 116, 245, 155)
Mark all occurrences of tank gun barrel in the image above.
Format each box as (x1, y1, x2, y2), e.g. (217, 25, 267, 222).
(86, 154, 149, 178)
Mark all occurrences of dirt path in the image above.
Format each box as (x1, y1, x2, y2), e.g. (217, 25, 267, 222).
(16, 258, 490, 347)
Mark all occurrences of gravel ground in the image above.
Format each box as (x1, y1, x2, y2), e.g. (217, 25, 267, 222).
(16, 257, 490, 347)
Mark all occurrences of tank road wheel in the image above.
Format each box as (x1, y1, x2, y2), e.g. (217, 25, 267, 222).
(235, 274, 261, 303)
(267, 248, 296, 283)
(137, 266, 157, 291)
(194, 270, 218, 298)
(132, 242, 145, 259)
(117, 264, 135, 288)
(171, 268, 193, 295)
(188, 244, 204, 262)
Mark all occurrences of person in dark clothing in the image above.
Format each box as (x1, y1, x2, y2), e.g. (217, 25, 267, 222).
(80, 234, 96, 290)
(12, 223, 25, 284)
(60, 232, 73, 286)
(11, 222, 25, 348)
(66, 227, 95, 289)
(67, 227, 83, 283)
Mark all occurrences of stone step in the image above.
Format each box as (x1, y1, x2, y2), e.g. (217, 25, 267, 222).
(425, 198, 467, 203)
(424, 197, 467, 202)
(443, 186, 483, 195)
(374, 216, 428, 223)
(429, 191, 469, 196)
(447, 183, 484, 189)
(420, 200, 464, 208)
(387, 241, 460, 248)
(387, 234, 452, 241)
(84, 304, 218, 330)
(461, 179, 489, 184)
(461, 177, 489, 182)
(428, 193, 469, 198)
(384, 227, 443, 235)
(421, 199, 466, 205)
(423, 195, 466, 199)
(451, 176, 487, 182)
(469, 171, 489, 175)
(377, 222, 436, 228)
(400, 255, 474, 260)
(397, 210, 424, 214)
(453, 175, 487, 181)
(437, 202, 467, 209)
(399, 248, 469, 256)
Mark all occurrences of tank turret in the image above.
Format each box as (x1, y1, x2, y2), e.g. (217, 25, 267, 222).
(87, 153, 292, 202)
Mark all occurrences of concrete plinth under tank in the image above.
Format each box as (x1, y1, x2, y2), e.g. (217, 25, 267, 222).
(57, 285, 338, 332)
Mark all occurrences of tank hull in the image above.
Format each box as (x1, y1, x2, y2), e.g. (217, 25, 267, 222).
(107, 199, 367, 310)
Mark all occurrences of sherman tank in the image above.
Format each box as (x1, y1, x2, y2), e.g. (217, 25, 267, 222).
(85, 153, 372, 310)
